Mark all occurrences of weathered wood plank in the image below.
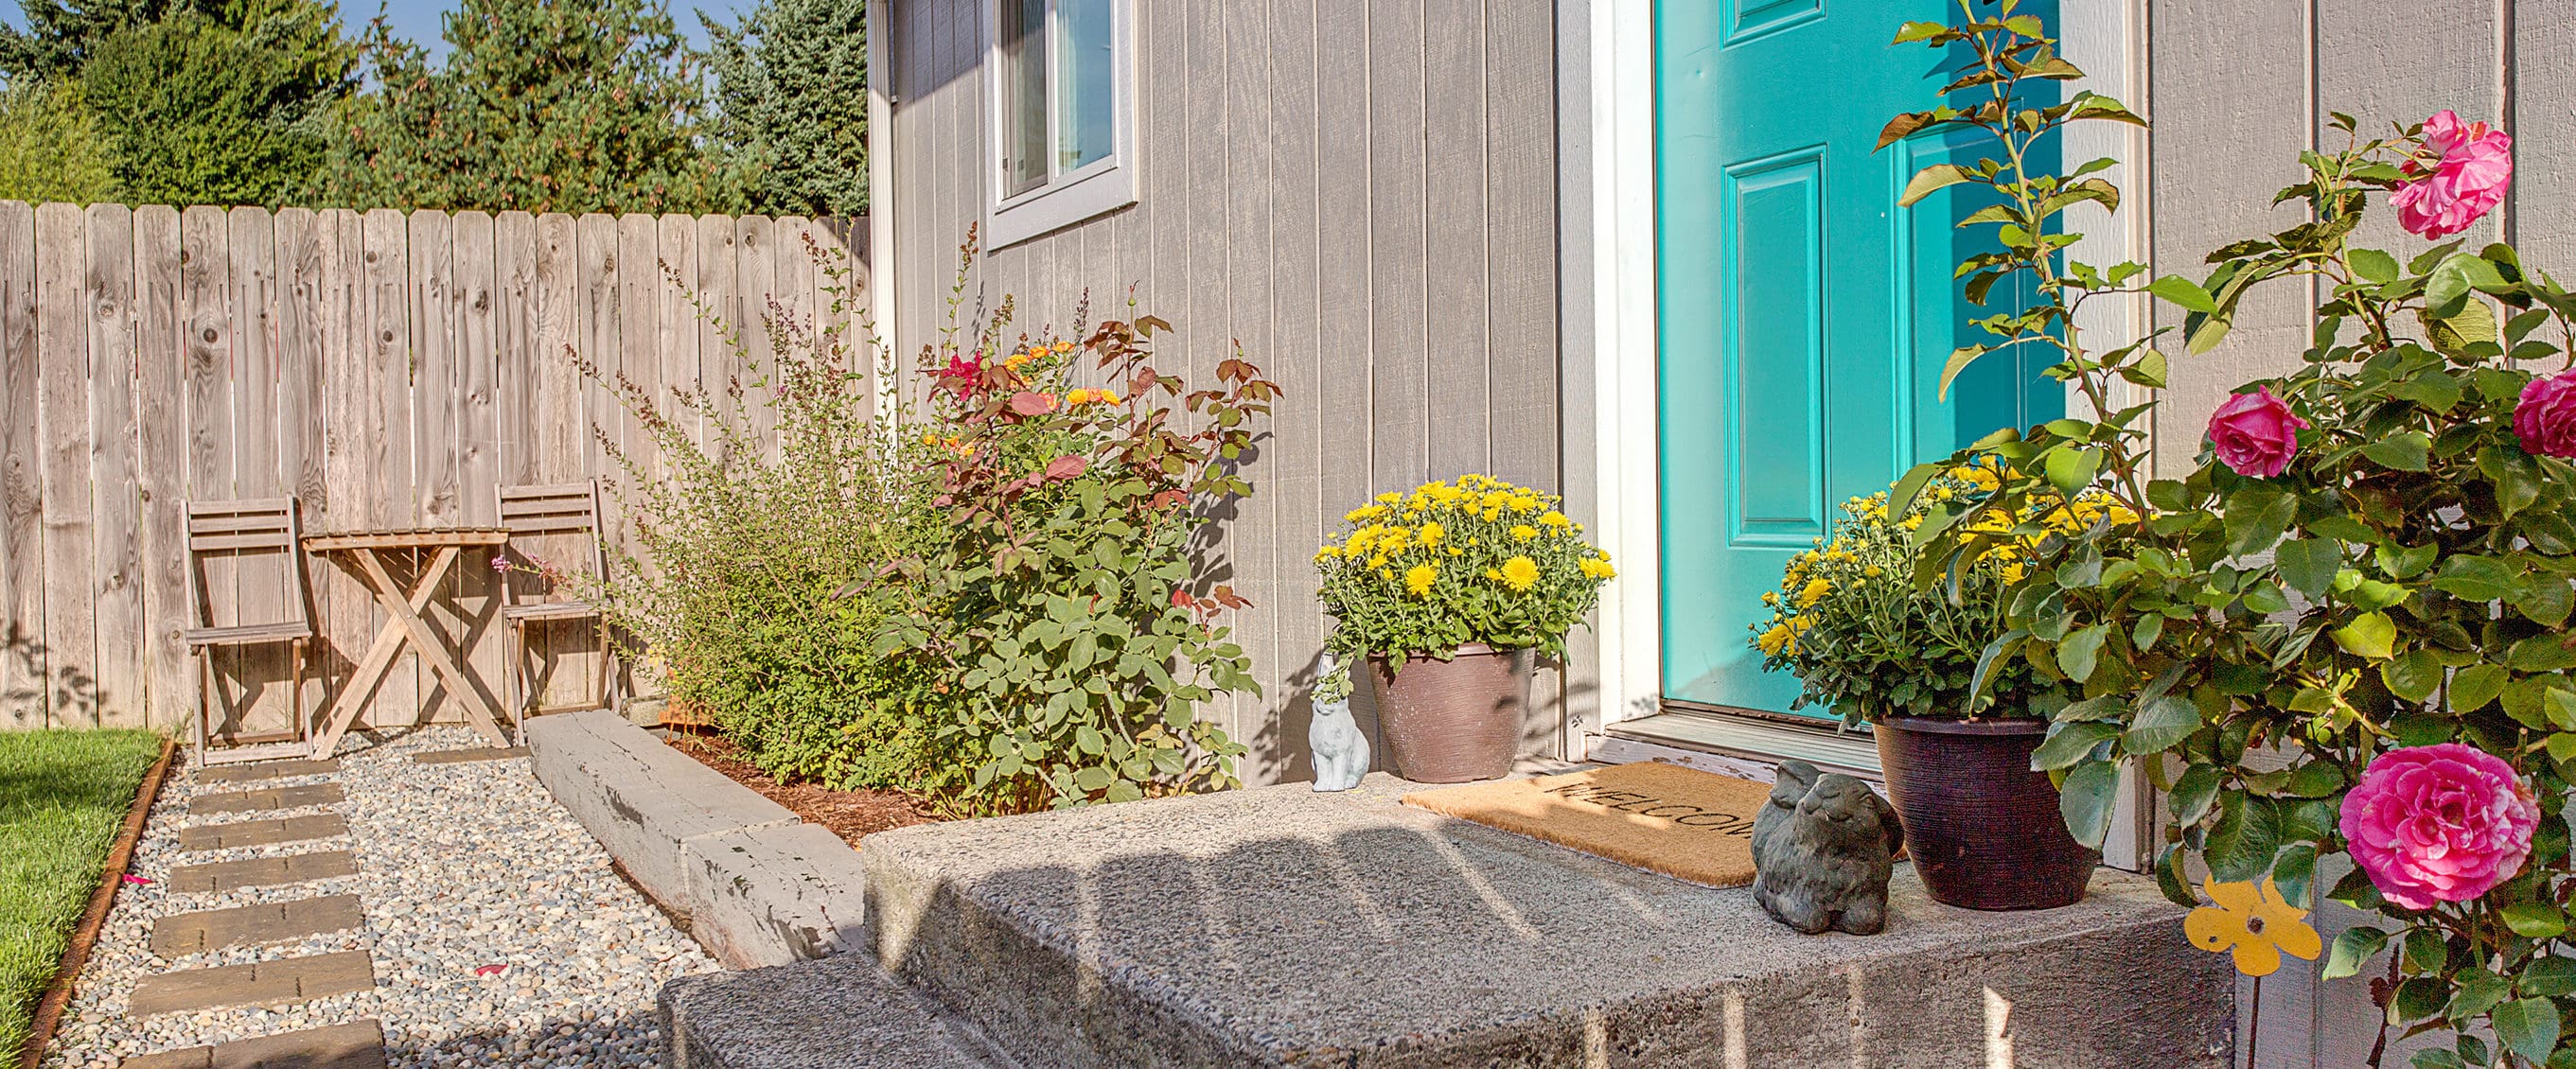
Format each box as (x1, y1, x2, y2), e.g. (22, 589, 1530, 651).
(773, 215, 815, 361)
(85, 202, 144, 727)
(694, 214, 739, 462)
(132, 204, 186, 731)
(316, 209, 374, 732)
(451, 210, 503, 724)
(359, 207, 417, 726)
(35, 202, 93, 727)
(409, 209, 462, 721)
(494, 212, 538, 486)
(655, 214, 702, 453)
(733, 214, 777, 459)
(227, 206, 287, 735)
(575, 213, 619, 483)
(273, 207, 328, 725)
(0, 202, 40, 727)
(179, 206, 233, 731)
(532, 213, 582, 484)
(614, 212, 660, 553)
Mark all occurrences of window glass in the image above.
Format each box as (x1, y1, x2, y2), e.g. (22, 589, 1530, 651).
(1000, 0, 1048, 194)
(1055, 0, 1115, 172)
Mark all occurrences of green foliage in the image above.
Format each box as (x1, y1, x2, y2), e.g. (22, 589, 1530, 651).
(0, 79, 119, 204)
(1748, 472, 2123, 723)
(586, 248, 927, 791)
(1313, 475, 1611, 688)
(0, 0, 187, 81)
(0, 728, 162, 1056)
(79, 0, 356, 206)
(869, 236, 1273, 815)
(1881, 2, 2576, 1061)
(310, 0, 738, 214)
(703, 0, 868, 216)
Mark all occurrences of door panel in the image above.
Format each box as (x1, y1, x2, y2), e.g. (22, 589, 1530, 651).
(1654, 0, 2062, 715)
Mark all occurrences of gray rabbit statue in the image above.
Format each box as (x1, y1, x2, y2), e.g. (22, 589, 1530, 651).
(1308, 654, 1371, 792)
(1750, 759, 1905, 935)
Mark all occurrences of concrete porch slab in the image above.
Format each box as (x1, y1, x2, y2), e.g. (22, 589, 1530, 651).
(861, 775, 2233, 1068)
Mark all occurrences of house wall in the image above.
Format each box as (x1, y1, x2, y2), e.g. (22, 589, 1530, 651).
(878, 0, 1568, 783)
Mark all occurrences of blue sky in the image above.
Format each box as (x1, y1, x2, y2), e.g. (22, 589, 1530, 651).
(1, 1, 753, 62)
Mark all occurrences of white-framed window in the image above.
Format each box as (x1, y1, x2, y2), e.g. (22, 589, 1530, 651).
(984, 0, 1134, 249)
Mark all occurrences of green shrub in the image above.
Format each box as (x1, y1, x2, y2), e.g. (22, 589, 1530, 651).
(587, 253, 926, 790)
(0, 79, 118, 205)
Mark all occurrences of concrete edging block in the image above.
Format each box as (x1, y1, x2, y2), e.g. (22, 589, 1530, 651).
(524, 710, 868, 969)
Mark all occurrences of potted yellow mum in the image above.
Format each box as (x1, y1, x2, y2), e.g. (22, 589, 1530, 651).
(1314, 475, 1614, 781)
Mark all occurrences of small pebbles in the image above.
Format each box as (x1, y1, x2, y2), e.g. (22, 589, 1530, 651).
(44, 727, 720, 1069)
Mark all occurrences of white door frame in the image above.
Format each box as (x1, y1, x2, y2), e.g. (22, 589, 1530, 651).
(1572, 0, 2154, 868)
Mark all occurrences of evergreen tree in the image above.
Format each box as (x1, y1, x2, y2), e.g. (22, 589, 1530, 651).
(310, 0, 738, 215)
(703, 0, 867, 217)
(79, 0, 356, 206)
(0, 79, 118, 203)
(0, 0, 189, 82)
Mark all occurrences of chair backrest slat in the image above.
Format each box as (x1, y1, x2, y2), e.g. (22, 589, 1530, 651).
(496, 480, 607, 605)
(184, 497, 311, 632)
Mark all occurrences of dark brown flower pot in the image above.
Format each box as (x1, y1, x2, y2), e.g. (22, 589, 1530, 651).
(1875, 715, 2098, 910)
(1367, 644, 1530, 783)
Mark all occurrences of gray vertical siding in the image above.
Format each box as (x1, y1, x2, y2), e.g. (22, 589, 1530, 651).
(882, 0, 1565, 783)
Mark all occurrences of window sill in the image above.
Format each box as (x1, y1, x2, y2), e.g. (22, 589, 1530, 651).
(987, 162, 1135, 250)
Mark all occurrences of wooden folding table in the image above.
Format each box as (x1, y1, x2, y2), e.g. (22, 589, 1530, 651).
(304, 527, 512, 758)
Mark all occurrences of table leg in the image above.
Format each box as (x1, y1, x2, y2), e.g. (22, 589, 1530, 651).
(309, 555, 447, 759)
(355, 548, 510, 745)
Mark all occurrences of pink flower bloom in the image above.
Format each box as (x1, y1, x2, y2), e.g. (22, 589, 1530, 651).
(2206, 387, 2309, 478)
(2339, 743, 2538, 911)
(2515, 367, 2576, 457)
(2391, 111, 2513, 239)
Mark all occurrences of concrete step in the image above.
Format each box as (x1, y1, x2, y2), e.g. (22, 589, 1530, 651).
(662, 954, 1011, 1068)
(859, 775, 2234, 1069)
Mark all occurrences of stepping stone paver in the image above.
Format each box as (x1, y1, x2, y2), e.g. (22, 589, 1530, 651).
(176, 814, 349, 852)
(118, 1019, 387, 1069)
(189, 782, 344, 815)
(192, 759, 341, 785)
(409, 745, 528, 765)
(168, 850, 361, 893)
(150, 894, 366, 956)
(129, 950, 375, 1015)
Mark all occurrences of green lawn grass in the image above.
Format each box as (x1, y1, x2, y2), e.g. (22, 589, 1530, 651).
(0, 728, 162, 1057)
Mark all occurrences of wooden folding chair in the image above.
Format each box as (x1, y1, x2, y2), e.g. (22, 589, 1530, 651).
(183, 498, 315, 765)
(497, 481, 619, 731)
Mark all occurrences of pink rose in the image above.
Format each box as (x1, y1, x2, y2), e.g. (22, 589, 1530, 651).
(2515, 368, 2576, 457)
(2339, 743, 2538, 911)
(2391, 111, 2513, 240)
(2206, 387, 2309, 478)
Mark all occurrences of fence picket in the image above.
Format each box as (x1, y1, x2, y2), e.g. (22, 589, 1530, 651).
(0, 202, 862, 737)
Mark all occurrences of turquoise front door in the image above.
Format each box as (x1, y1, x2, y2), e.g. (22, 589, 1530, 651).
(1654, 0, 2064, 714)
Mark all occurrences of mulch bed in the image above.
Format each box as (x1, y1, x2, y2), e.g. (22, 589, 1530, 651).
(663, 730, 933, 846)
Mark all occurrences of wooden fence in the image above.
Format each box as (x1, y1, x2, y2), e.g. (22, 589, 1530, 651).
(0, 202, 866, 735)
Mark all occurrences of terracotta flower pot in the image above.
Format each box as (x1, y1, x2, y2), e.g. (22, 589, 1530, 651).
(1367, 644, 1530, 783)
(1875, 715, 2097, 910)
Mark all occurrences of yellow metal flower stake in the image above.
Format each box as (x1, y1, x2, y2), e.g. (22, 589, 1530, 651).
(2186, 877, 2321, 1068)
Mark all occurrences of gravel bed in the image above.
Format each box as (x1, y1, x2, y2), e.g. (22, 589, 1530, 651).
(44, 727, 721, 1069)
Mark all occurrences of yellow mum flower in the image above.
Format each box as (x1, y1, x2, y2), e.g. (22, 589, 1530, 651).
(1368, 554, 1387, 569)
(1377, 492, 1401, 504)
(1484, 568, 1503, 581)
(1448, 547, 1462, 556)
(1380, 528, 1412, 552)
(1405, 563, 1438, 596)
(1862, 564, 1884, 579)
(1757, 623, 1796, 657)
(1419, 521, 1445, 546)
(1378, 568, 1394, 581)
(1510, 525, 1538, 541)
(1796, 577, 1831, 607)
(1541, 511, 1571, 529)
(1314, 545, 1341, 561)
(1345, 505, 1386, 523)
(1499, 556, 1540, 592)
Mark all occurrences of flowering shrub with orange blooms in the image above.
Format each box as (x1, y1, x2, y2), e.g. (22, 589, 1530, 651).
(866, 239, 1278, 815)
(1314, 475, 1612, 695)
(1750, 463, 2134, 724)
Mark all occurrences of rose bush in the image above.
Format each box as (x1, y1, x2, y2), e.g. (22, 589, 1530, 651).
(1881, 4, 2576, 1062)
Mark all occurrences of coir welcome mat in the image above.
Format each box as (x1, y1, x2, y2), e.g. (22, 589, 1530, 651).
(1402, 762, 1773, 888)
